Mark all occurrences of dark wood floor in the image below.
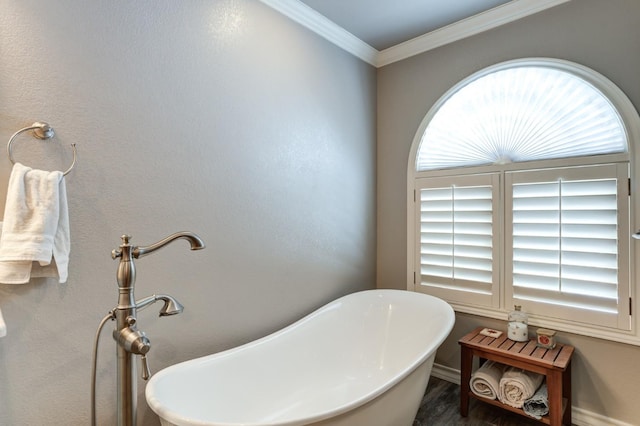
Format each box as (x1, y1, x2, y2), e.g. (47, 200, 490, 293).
(413, 376, 543, 425)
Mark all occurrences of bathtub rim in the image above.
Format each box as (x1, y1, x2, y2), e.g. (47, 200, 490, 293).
(145, 289, 455, 426)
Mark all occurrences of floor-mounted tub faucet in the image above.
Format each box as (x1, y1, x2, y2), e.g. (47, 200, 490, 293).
(110, 232, 205, 426)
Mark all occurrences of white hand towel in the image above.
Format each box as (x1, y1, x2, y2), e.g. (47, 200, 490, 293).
(470, 360, 505, 400)
(0, 163, 70, 284)
(498, 366, 544, 408)
(0, 222, 60, 282)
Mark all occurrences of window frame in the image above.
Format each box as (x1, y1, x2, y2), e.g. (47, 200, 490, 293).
(406, 58, 640, 345)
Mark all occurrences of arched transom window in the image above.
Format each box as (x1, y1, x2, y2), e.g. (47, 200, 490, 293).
(407, 58, 640, 344)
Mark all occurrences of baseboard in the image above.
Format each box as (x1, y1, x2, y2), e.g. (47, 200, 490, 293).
(431, 363, 634, 426)
(570, 407, 635, 426)
(430, 363, 461, 385)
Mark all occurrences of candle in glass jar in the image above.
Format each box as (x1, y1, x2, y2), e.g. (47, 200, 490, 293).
(507, 305, 529, 342)
(507, 321, 528, 341)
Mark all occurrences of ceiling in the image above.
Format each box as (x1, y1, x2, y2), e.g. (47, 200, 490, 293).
(262, 0, 570, 67)
(298, 0, 513, 50)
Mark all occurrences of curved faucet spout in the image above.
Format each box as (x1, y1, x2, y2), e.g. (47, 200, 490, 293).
(133, 232, 205, 259)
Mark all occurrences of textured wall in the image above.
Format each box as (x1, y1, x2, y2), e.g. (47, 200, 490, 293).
(0, 1, 376, 424)
(377, 0, 640, 423)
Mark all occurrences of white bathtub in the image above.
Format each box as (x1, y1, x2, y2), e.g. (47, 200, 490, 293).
(145, 289, 455, 426)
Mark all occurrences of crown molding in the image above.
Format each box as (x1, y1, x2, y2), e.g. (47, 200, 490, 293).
(259, 0, 378, 66)
(377, 0, 572, 67)
(260, 0, 571, 68)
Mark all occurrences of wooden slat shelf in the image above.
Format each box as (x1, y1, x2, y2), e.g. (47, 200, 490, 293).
(467, 392, 568, 425)
(459, 326, 574, 426)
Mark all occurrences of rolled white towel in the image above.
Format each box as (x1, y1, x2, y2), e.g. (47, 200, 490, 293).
(470, 360, 505, 400)
(498, 367, 544, 408)
(523, 383, 549, 419)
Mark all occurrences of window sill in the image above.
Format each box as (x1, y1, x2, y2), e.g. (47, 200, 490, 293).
(448, 301, 640, 346)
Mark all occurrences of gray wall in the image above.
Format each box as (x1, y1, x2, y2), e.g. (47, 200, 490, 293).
(377, 0, 640, 423)
(0, 1, 377, 424)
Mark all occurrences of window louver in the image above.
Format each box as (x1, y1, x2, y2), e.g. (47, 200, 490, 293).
(416, 66, 627, 171)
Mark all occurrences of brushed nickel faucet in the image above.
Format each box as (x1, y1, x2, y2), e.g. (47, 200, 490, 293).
(110, 232, 205, 426)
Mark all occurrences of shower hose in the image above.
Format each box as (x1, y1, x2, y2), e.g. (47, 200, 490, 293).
(91, 311, 115, 426)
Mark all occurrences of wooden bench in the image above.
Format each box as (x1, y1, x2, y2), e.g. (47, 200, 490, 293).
(459, 326, 574, 425)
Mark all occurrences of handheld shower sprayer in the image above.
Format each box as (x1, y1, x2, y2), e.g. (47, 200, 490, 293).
(135, 294, 185, 317)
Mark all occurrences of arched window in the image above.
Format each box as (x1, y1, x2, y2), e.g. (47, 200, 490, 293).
(407, 58, 640, 343)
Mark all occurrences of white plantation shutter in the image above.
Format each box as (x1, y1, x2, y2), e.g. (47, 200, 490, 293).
(415, 174, 499, 307)
(506, 165, 630, 329)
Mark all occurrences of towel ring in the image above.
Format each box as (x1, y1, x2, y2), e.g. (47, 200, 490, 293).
(7, 122, 77, 176)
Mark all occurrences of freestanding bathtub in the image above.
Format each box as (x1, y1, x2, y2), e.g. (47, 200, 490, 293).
(145, 289, 455, 426)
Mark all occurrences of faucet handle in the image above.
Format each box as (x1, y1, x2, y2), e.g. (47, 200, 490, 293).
(140, 354, 151, 381)
(111, 235, 132, 259)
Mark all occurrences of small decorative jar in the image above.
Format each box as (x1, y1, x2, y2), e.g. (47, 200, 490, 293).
(507, 305, 529, 342)
(536, 328, 557, 349)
